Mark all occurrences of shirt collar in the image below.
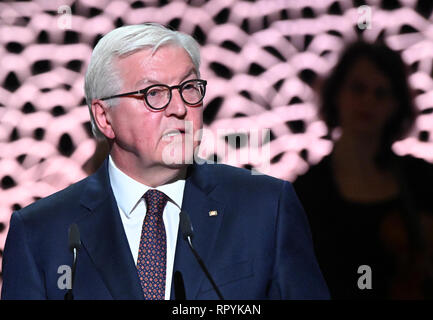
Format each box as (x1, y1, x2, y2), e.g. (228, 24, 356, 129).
(108, 155, 185, 217)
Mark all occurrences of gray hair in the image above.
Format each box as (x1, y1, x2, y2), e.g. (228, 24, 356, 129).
(84, 23, 201, 140)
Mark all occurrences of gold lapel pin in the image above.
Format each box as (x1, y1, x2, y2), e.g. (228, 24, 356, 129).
(209, 210, 218, 217)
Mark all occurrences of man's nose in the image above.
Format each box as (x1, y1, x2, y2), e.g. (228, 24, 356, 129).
(164, 89, 187, 118)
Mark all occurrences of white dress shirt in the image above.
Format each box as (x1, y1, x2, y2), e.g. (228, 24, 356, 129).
(108, 156, 184, 300)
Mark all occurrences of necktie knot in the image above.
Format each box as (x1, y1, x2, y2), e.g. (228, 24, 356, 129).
(144, 189, 168, 218)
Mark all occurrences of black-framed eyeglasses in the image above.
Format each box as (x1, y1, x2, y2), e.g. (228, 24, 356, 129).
(100, 79, 207, 111)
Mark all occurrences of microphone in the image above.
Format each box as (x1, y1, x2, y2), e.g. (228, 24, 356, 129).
(65, 223, 81, 300)
(174, 270, 186, 300)
(179, 210, 224, 300)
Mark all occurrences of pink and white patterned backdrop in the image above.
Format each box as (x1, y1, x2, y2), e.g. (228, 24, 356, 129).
(1, 0, 433, 285)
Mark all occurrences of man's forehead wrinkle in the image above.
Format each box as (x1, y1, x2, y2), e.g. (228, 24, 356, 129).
(134, 67, 197, 88)
(114, 47, 197, 90)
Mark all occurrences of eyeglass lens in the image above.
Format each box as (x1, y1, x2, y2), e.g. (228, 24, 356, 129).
(146, 80, 205, 109)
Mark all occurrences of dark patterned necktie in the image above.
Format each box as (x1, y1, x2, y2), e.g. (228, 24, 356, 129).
(136, 189, 168, 300)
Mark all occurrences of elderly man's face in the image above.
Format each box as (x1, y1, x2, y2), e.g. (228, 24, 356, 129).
(108, 45, 203, 169)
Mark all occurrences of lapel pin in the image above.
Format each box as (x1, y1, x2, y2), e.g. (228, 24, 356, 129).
(209, 210, 218, 217)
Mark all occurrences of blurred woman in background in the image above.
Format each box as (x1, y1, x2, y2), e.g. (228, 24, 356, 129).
(294, 41, 433, 299)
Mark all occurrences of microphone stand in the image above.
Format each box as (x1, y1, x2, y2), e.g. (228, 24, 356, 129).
(185, 236, 224, 300)
(65, 223, 81, 300)
(180, 210, 224, 300)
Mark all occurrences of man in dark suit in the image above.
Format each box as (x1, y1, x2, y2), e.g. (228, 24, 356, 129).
(1, 23, 329, 300)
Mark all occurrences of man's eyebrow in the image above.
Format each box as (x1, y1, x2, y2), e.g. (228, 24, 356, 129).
(134, 68, 198, 89)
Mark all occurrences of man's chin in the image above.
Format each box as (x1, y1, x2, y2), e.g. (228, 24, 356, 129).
(161, 140, 198, 167)
(161, 151, 195, 167)
(163, 161, 189, 169)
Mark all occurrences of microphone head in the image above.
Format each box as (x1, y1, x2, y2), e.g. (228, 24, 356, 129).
(68, 223, 81, 252)
(179, 210, 194, 241)
(174, 270, 186, 300)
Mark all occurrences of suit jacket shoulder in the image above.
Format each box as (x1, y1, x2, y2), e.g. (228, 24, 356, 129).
(13, 176, 90, 228)
(178, 161, 329, 299)
(189, 162, 286, 203)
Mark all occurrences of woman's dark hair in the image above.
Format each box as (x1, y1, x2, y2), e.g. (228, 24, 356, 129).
(320, 41, 417, 167)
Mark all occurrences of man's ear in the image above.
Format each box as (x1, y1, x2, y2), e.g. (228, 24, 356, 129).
(91, 100, 115, 139)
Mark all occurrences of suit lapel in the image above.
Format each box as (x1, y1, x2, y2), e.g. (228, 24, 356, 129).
(77, 159, 143, 300)
(172, 162, 226, 300)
